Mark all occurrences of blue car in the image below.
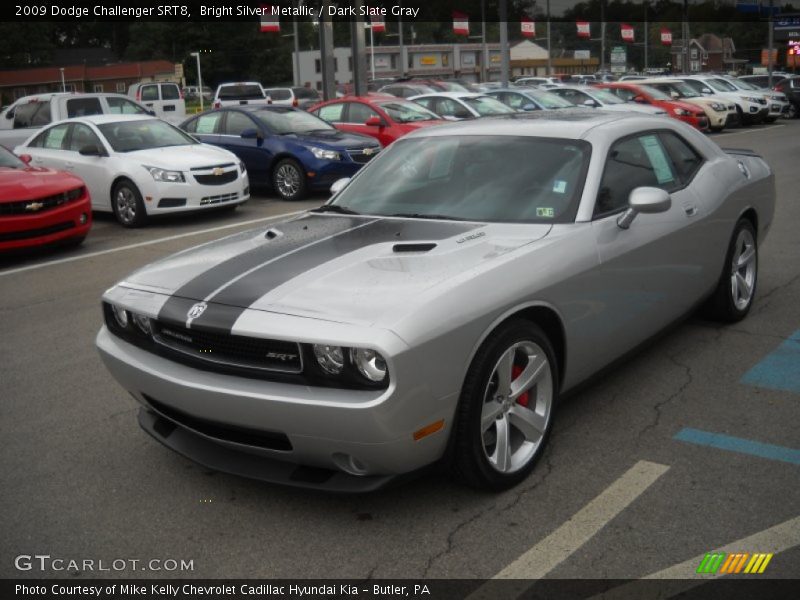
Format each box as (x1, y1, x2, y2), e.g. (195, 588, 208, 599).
(180, 106, 381, 200)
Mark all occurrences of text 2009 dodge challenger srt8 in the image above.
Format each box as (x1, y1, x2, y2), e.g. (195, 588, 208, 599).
(97, 112, 774, 491)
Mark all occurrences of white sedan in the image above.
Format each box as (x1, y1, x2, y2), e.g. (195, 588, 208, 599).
(16, 115, 249, 227)
(409, 92, 517, 120)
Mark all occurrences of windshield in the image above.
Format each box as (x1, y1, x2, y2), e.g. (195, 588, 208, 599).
(253, 108, 334, 134)
(637, 85, 672, 100)
(0, 146, 24, 168)
(463, 96, 517, 115)
(588, 89, 626, 104)
(98, 119, 197, 152)
(731, 79, 758, 91)
(433, 81, 470, 92)
(707, 79, 737, 92)
(330, 135, 591, 223)
(377, 101, 440, 122)
(218, 84, 265, 100)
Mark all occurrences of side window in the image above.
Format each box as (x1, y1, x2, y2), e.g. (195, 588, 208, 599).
(659, 131, 703, 184)
(316, 103, 344, 122)
(106, 97, 148, 115)
(193, 112, 223, 134)
(66, 98, 103, 118)
(414, 97, 433, 110)
(67, 123, 103, 152)
(345, 102, 378, 123)
(161, 84, 180, 100)
(595, 133, 678, 218)
(611, 88, 635, 101)
(39, 123, 71, 150)
(140, 85, 159, 101)
(13, 102, 40, 128)
(572, 91, 592, 105)
(502, 93, 525, 109)
(223, 111, 256, 136)
(438, 98, 471, 118)
(30, 102, 51, 126)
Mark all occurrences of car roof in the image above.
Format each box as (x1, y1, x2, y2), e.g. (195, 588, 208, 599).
(410, 92, 487, 99)
(64, 114, 156, 125)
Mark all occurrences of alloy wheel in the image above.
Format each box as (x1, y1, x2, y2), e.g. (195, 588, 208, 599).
(730, 227, 757, 311)
(115, 187, 137, 225)
(275, 164, 300, 198)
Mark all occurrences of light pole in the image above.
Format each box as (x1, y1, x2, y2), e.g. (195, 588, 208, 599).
(364, 23, 376, 80)
(190, 52, 204, 111)
(60, 68, 65, 92)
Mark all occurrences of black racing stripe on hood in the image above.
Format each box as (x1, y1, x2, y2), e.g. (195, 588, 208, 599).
(189, 218, 481, 333)
(158, 214, 370, 326)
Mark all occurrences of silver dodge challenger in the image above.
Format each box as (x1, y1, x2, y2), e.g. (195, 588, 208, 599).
(97, 112, 775, 491)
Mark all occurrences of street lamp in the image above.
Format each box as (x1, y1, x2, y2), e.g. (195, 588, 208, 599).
(364, 23, 376, 80)
(190, 52, 204, 111)
(59, 68, 66, 92)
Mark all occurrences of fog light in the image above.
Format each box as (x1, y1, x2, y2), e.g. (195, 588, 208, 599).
(111, 304, 129, 329)
(313, 344, 344, 374)
(132, 313, 152, 335)
(350, 348, 387, 383)
(79, 213, 88, 225)
(332, 452, 369, 476)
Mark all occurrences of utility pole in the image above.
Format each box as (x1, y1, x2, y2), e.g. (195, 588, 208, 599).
(768, 0, 775, 87)
(351, 0, 368, 96)
(398, 1, 405, 77)
(293, 1, 301, 87)
(683, 0, 689, 74)
(546, 0, 552, 76)
(499, 0, 509, 86)
(481, 0, 487, 82)
(600, 0, 606, 72)
(319, 12, 336, 100)
(644, 1, 649, 72)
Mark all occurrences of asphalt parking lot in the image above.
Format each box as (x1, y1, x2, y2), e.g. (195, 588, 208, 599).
(1, 120, 798, 586)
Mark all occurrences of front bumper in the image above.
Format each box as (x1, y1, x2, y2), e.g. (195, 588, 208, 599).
(140, 172, 250, 215)
(96, 326, 455, 489)
(305, 159, 364, 191)
(0, 197, 92, 251)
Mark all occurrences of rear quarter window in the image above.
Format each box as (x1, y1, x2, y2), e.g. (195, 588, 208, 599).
(160, 84, 180, 100)
(66, 98, 103, 118)
(140, 85, 159, 102)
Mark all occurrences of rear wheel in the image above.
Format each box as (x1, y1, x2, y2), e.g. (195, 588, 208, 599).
(703, 218, 758, 322)
(452, 320, 557, 490)
(272, 159, 307, 201)
(112, 179, 147, 227)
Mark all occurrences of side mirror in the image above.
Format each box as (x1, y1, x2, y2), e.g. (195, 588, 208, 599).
(365, 116, 384, 127)
(617, 187, 671, 229)
(442, 115, 461, 121)
(18, 154, 32, 164)
(522, 103, 538, 111)
(701, 87, 712, 94)
(147, 110, 156, 116)
(633, 95, 648, 104)
(330, 177, 351, 195)
(670, 91, 680, 99)
(240, 128, 261, 139)
(583, 99, 598, 107)
(5, 109, 14, 120)
(79, 144, 104, 157)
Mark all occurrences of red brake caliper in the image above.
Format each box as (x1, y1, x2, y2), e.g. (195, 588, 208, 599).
(512, 365, 530, 407)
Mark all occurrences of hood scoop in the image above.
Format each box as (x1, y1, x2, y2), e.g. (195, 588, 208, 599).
(392, 242, 437, 253)
(265, 228, 283, 240)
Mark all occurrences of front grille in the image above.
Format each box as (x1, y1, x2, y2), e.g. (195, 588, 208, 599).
(144, 395, 293, 452)
(0, 187, 83, 217)
(0, 221, 75, 242)
(152, 321, 302, 374)
(756, 98, 767, 105)
(158, 198, 187, 208)
(200, 192, 238, 206)
(194, 170, 238, 185)
(347, 148, 380, 164)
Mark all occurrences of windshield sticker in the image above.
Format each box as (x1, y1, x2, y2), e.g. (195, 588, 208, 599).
(552, 180, 567, 194)
(196, 114, 220, 134)
(536, 207, 555, 218)
(639, 135, 675, 185)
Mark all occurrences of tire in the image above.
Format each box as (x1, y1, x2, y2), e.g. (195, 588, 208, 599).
(787, 104, 798, 119)
(702, 219, 758, 323)
(736, 106, 751, 127)
(710, 126, 725, 133)
(272, 158, 307, 201)
(112, 179, 147, 227)
(764, 116, 777, 124)
(451, 319, 558, 490)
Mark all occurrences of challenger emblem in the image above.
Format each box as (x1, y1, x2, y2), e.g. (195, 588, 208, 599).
(187, 302, 208, 320)
(212, 167, 225, 176)
(25, 202, 44, 212)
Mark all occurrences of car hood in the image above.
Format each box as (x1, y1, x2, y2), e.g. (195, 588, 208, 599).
(602, 104, 665, 115)
(397, 120, 445, 131)
(0, 167, 84, 201)
(281, 130, 378, 150)
(123, 213, 551, 329)
(122, 144, 237, 168)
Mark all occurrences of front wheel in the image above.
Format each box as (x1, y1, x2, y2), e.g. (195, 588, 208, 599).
(272, 159, 307, 201)
(452, 320, 558, 490)
(112, 179, 147, 227)
(702, 219, 758, 322)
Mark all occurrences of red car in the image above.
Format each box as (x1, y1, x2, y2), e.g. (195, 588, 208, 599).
(0, 147, 92, 252)
(597, 82, 710, 131)
(308, 95, 445, 147)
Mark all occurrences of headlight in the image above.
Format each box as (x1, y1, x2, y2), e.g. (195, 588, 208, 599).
(239, 161, 246, 173)
(350, 348, 388, 383)
(145, 166, 185, 183)
(673, 108, 691, 116)
(132, 313, 152, 335)
(310, 146, 341, 161)
(313, 344, 344, 374)
(744, 96, 760, 104)
(710, 103, 725, 111)
(111, 304, 129, 329)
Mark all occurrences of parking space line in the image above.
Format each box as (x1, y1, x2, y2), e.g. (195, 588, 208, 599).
(467, 461, 669, 598)
(674, 428, 800, 466)
(741, 330, 800, 395)
(712, 124, 785, 138)
(589, 515, 800, 599)
(0, 211, 304, 278)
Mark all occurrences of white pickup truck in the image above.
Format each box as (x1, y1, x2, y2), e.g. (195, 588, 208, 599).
(0, 92, 155, 150)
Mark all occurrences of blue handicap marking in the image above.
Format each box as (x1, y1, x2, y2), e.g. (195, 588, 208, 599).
(740, 330, 800, 395)
(674, 428, 800, 466)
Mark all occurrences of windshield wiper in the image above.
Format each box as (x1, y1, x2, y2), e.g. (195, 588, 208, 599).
(310, 204, 361, 215)
(389, 213, 464, 221)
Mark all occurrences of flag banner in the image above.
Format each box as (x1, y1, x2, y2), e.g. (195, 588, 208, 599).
(371, 16, 385, 33)
(577, 21, 591, 38)
(661, 28, 672, 45)
(621, 23, 634, 42)
(260, 5, 279, 32)
(453, 11, 469, 36)
(521, 17, 535, 38)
